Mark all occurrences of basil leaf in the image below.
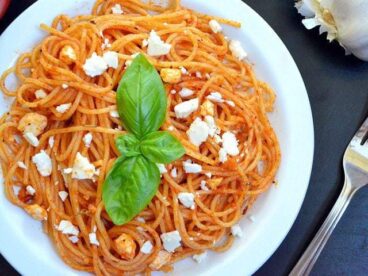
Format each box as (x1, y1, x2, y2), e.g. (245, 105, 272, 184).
(115, 134, 141, 157)
(116, 54, 167, 138)
(102, 155, 160, 225)
(140, 131, 186, 164)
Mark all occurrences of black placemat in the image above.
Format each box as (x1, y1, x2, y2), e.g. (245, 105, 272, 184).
(1, 1, 368, 275)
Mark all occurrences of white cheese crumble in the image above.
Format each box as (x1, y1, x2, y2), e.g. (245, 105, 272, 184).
(178, 192, 195, 209)
(32, 150, 52, 176)
(63, 168, 73, 174)
(23, 132, 39, 147)
(195, 71, 202, 78)
(170, 89, 176, 95)
(13, 186, 21, 196)
(136, 217, 146, 223)
(35, 89, 47, 99)
(222, 132, 239, 156)
(157, 163, 167, 174)
(141, 240, 153, 254)
(109, 110, 119, 118)
(68, 236, 79, 244)
(48, 136, 55, 148)
(179, 87, 194, 98)
(219, 148, 228, 163)
(57, 220, 79, 236)
(209, 19, 222, 33)
(103, 51, 119, 69)
(171, 167, 177, 178)
(229, 40, 247, 60)
(142, 39, 149, 47)
(160, 230, 182, 252)
(83, 132, 93, 148)
(206, 92, 224, 103)
(205, 172, 212, 178)
(58, 191, 68, 202)
(147, 30, 171, 56)
(179, 66, 188, 74)
(214, 134, 222, 144)
(187, 117, 210, 146)
(231, 224, 243, 238)
(200, 180, 209, 191)
(112, 3, 123, 14)
(174, 98, 199, 119)
(168, 125, 175, 131)
(26, 185, 36, 196)
(102, 38, 111, 49)
(226, 100, 235, 107)
(183, 160, 202, 174)
(204, 115, 219, 137)
(17, 161, 27, 170)
(83, 52, 108, 77)
(89, 232, 100, 246)
(193, 251, 207, 263)
(62, 83, 69, 89)
(72, 152, 97, 180)
(56, 103, 71, 114)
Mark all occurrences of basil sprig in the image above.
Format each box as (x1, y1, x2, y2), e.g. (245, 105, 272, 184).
(103, 54, 185, 225)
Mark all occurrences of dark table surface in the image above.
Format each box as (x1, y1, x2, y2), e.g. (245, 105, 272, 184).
(1, 1, 368, 275)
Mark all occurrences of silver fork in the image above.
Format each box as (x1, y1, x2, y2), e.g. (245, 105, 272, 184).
(290, 117, 368, 276)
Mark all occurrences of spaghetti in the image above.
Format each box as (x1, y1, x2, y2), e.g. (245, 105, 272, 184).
(0, 0, 280, 274)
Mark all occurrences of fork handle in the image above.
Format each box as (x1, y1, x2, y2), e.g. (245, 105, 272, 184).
(290, 181, 356, 276)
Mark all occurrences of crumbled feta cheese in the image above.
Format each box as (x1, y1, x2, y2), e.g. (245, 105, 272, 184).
(112, 3, 123, 14)
(170, 89, 176, 95)
(214, 134, 222, 144)
(83, 52, 108, 77)
(178, 192, 195, 209)
(231, 224, 243, 238)
(56, 103, 71, 114)
(179, 66, 188, 75)
(58, 191, 68, 202)
(32, 150, 52, 176)
(229, 40, 247, 60)
(219, 148, 228, 163)
(222, 132, 239, 156)
(174, 98, 199, 119)
(193, 251, 207, 263)
(17, 161, 27, 170)
(179, 87, 194, 98)
(205, 73, 211, 79)
(209, 19, 222, 33)
(136, 217, 146, 223)
(48, 136, 55, 148)
(157, 163, 167, 174)
(63, 168, 72, 174)
(195, 71, 202, 78)
(205, 172, 212, 178)
(183, 160, 202, 174)
(206, 92, 224, 103)
(62, 83, 68, 89)
(69, 236, 79, 243)
(57, 220, 79, 236)
(26, 185, 36, 195)
(147, 30, 171, 57)
(103, 51, 119, 69)
(23, 132, 39, 147)
(102, 38, 111, 49)
(109, 110, 119, 118)
(142, 39, 149, 47)
(60, 45, 77, 64)
(160, 230, 182, 252)
(200, 180, 209, 191)
(226, 100, 235, 107)
(89, 232, 100, 246)
(83, 132, 93, 148)
(35, 89, 47, 99)
(168, 125, 175, 131)
(141, 240, 153, 254)
(187, 118, 210, 146)
(72, 152, 96, 180)
(204, 115, 218, 137)
(171, 167, 177, 178)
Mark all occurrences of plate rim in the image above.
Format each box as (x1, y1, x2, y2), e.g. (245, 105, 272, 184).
(0, 0, 314, 275)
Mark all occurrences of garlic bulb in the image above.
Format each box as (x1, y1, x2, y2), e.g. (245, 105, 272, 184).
(295, 0, 368, 61)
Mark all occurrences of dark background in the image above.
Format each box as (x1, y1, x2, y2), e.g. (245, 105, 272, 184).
(1, 1, 368, 275)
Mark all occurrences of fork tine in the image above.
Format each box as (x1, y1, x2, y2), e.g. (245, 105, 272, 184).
(352, 116, 368, 143)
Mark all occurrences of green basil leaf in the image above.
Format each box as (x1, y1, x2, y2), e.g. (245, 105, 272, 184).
(116, 54, 167, 138)
(115, 134, 141, 157)
(102, 155, 160, 225)
(140, 131, 186, 164)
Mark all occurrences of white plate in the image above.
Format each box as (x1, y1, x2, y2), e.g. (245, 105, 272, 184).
(0, 0, 314, 275)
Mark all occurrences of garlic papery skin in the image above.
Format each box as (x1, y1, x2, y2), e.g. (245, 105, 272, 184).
(295, 0, 368, 61)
